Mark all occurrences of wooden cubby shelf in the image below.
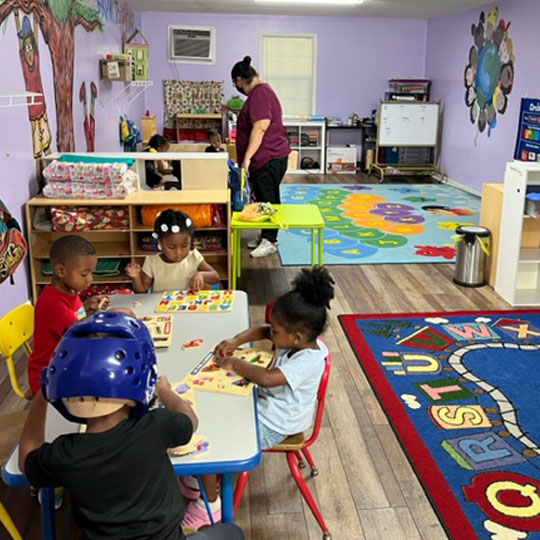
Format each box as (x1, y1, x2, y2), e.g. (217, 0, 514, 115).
(26, 189, 231, 302)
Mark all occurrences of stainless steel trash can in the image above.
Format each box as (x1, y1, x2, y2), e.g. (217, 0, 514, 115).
(453, 225, 490, 287)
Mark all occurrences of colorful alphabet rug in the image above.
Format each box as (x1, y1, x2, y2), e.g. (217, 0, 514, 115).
(339, 311, 540, 540)
(278, 183, 480, 265)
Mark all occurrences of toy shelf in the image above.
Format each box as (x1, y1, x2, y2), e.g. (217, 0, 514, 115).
(26, 188, 231, 301)
(284, 120, 326, 174)
(495, 161, 540, 306)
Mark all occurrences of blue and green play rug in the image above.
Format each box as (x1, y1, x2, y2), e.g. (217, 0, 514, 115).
(340, 310, 540, 540)
(278, 183, 480, 265)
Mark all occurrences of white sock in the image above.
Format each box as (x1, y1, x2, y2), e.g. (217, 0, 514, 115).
(195, 496, 221, 512)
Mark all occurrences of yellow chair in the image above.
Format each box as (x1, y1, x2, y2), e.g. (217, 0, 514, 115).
(0, 503, 23, 540)
(0, 304, 34, 400)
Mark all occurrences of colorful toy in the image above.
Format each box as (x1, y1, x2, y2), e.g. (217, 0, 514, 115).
(181, 347, 275, 397)
(140, 315, 173, 347)
(156, 290, 235, 314)
(182, 338, 204, 350)
(123, 29, 149, 81)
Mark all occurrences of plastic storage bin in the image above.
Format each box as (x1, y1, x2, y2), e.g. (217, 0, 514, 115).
(525, 192, 540, 217)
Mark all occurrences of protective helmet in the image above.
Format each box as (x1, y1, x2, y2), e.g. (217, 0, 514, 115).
(41, 311, 158, 423)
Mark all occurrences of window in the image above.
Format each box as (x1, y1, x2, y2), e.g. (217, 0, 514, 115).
(168, 25, 216, 64)
(261, 34, 317, 116)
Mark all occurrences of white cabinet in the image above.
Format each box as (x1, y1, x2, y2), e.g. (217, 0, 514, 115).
(495, 161, 540, 306)
(283, 120, 326, 174)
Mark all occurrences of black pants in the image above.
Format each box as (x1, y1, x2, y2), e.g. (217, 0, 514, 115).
(250, 157, 288, 242)
(187, 523, 244, 539)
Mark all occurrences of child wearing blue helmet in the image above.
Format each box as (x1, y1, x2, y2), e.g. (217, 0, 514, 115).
(18, 311, 244, 540)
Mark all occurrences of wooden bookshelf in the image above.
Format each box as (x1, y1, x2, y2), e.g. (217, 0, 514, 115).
(26, 190, 231, 302)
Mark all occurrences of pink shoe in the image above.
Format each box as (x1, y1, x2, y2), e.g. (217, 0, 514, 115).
(182, 500, 222, 531)
(179, 477, 200, 500)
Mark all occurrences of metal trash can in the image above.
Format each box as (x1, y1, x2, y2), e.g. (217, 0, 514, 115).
(453, 225, 491, 287)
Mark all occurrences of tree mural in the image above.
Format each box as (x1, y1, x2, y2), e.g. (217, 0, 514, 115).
(0, 0, 102, 152)
(464, 7, 515, 140)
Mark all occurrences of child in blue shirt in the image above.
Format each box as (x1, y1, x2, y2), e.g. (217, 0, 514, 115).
(180, 266, 334, 530)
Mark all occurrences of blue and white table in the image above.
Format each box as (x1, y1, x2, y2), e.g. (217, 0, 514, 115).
(2, 291, 260, 539)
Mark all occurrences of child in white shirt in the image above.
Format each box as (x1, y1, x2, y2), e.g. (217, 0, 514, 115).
(126, 209, 220, 292)
(180, 266, 334, 530)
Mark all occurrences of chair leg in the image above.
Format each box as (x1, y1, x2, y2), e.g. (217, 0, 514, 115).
(0, 502, 23, 540)
(302, 447, 318, 476)
(6, 357, 26, 400)
(286, 452, 331, 540)
(233, 472, 250, 517)
(294, 450, 306, 469)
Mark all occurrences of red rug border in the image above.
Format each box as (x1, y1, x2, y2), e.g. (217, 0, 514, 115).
(338, 309, 540, 540)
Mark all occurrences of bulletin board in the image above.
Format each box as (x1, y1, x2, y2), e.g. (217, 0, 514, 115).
(378, 101, 440, 147)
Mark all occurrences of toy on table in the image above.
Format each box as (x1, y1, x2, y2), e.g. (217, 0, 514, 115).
(181, 347, 274, 397)
(156, 290, 234, 314)
(169, 434, 210, 458)
(182, 338, 204, 350)
(140, 315, 173, 347)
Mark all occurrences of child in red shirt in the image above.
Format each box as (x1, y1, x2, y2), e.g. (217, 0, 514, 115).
(27, 235, 108, 396)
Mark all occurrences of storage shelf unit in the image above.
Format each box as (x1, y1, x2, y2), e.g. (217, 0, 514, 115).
(26, 189, 231, 302)
(495, 161, 540, 306)
(284, 120, 326, 174)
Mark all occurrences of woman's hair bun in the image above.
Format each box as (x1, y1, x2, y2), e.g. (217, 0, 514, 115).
(292, 266, 335, 308)
(242, 55, 252, 67)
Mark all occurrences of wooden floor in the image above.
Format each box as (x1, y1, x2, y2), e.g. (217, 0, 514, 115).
(0, 173, 509, 540)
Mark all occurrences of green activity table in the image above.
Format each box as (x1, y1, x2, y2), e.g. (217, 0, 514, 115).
(231, 204, 325, 289)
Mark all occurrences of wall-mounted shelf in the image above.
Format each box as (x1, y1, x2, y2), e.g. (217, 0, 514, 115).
(0, 88, 43, 108)
(101, 80, 153, 111)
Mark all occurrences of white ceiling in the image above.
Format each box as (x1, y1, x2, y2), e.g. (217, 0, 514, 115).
(128, 0, 490, 19)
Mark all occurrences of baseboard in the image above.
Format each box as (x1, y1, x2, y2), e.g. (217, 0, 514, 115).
(432, 172, 481, 197)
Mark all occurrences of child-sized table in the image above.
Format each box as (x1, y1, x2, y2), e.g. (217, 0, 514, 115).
(231, 204, 325, 289)
(2, 291, 257, 539)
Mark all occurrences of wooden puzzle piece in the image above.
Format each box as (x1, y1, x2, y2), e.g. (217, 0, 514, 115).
(171, 381, 198, 412)
(182, 338, 204, 350)
(169, 434, 210, 458)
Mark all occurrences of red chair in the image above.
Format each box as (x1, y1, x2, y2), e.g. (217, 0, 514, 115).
(233, 301, 333, 540)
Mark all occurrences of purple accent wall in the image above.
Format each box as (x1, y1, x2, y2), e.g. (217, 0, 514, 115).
(0, 9, 143, 317)
(426, 0, 539, 192)
(141, 12, 427, 130)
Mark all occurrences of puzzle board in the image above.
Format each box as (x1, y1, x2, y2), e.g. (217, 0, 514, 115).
(182, 347, 275, 397)
(155, 290, 235, 313)
(140, 315, 173, 347)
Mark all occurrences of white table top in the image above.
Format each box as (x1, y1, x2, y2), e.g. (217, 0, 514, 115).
(3, 291, 260, 484)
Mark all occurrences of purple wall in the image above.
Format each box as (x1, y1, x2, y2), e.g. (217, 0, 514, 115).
(426, 0, 539, 192)
(0, 7, 143, 317)
(141, 12, 427, 131)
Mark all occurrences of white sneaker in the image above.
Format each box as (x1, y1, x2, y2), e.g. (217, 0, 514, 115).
(247, 237, 261, 249)
(250, 239, 278, 258)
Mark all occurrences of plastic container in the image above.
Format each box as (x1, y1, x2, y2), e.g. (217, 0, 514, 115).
(453, 225, 491, 287)
(525, 192, 540, 217)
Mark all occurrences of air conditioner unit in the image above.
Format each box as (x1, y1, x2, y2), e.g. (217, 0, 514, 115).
(168, 25, 216, 64)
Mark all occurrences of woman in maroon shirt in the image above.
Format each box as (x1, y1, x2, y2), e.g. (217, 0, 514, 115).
(232, 56, 291, 258)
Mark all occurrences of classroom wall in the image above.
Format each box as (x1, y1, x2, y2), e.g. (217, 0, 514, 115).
(0, 3, 143, 317)
(141, 11, 427, 130)
(426, 0, 539, 192)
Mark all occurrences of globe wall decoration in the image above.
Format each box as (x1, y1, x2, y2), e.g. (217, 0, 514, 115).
(464, 7, 515, 138)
